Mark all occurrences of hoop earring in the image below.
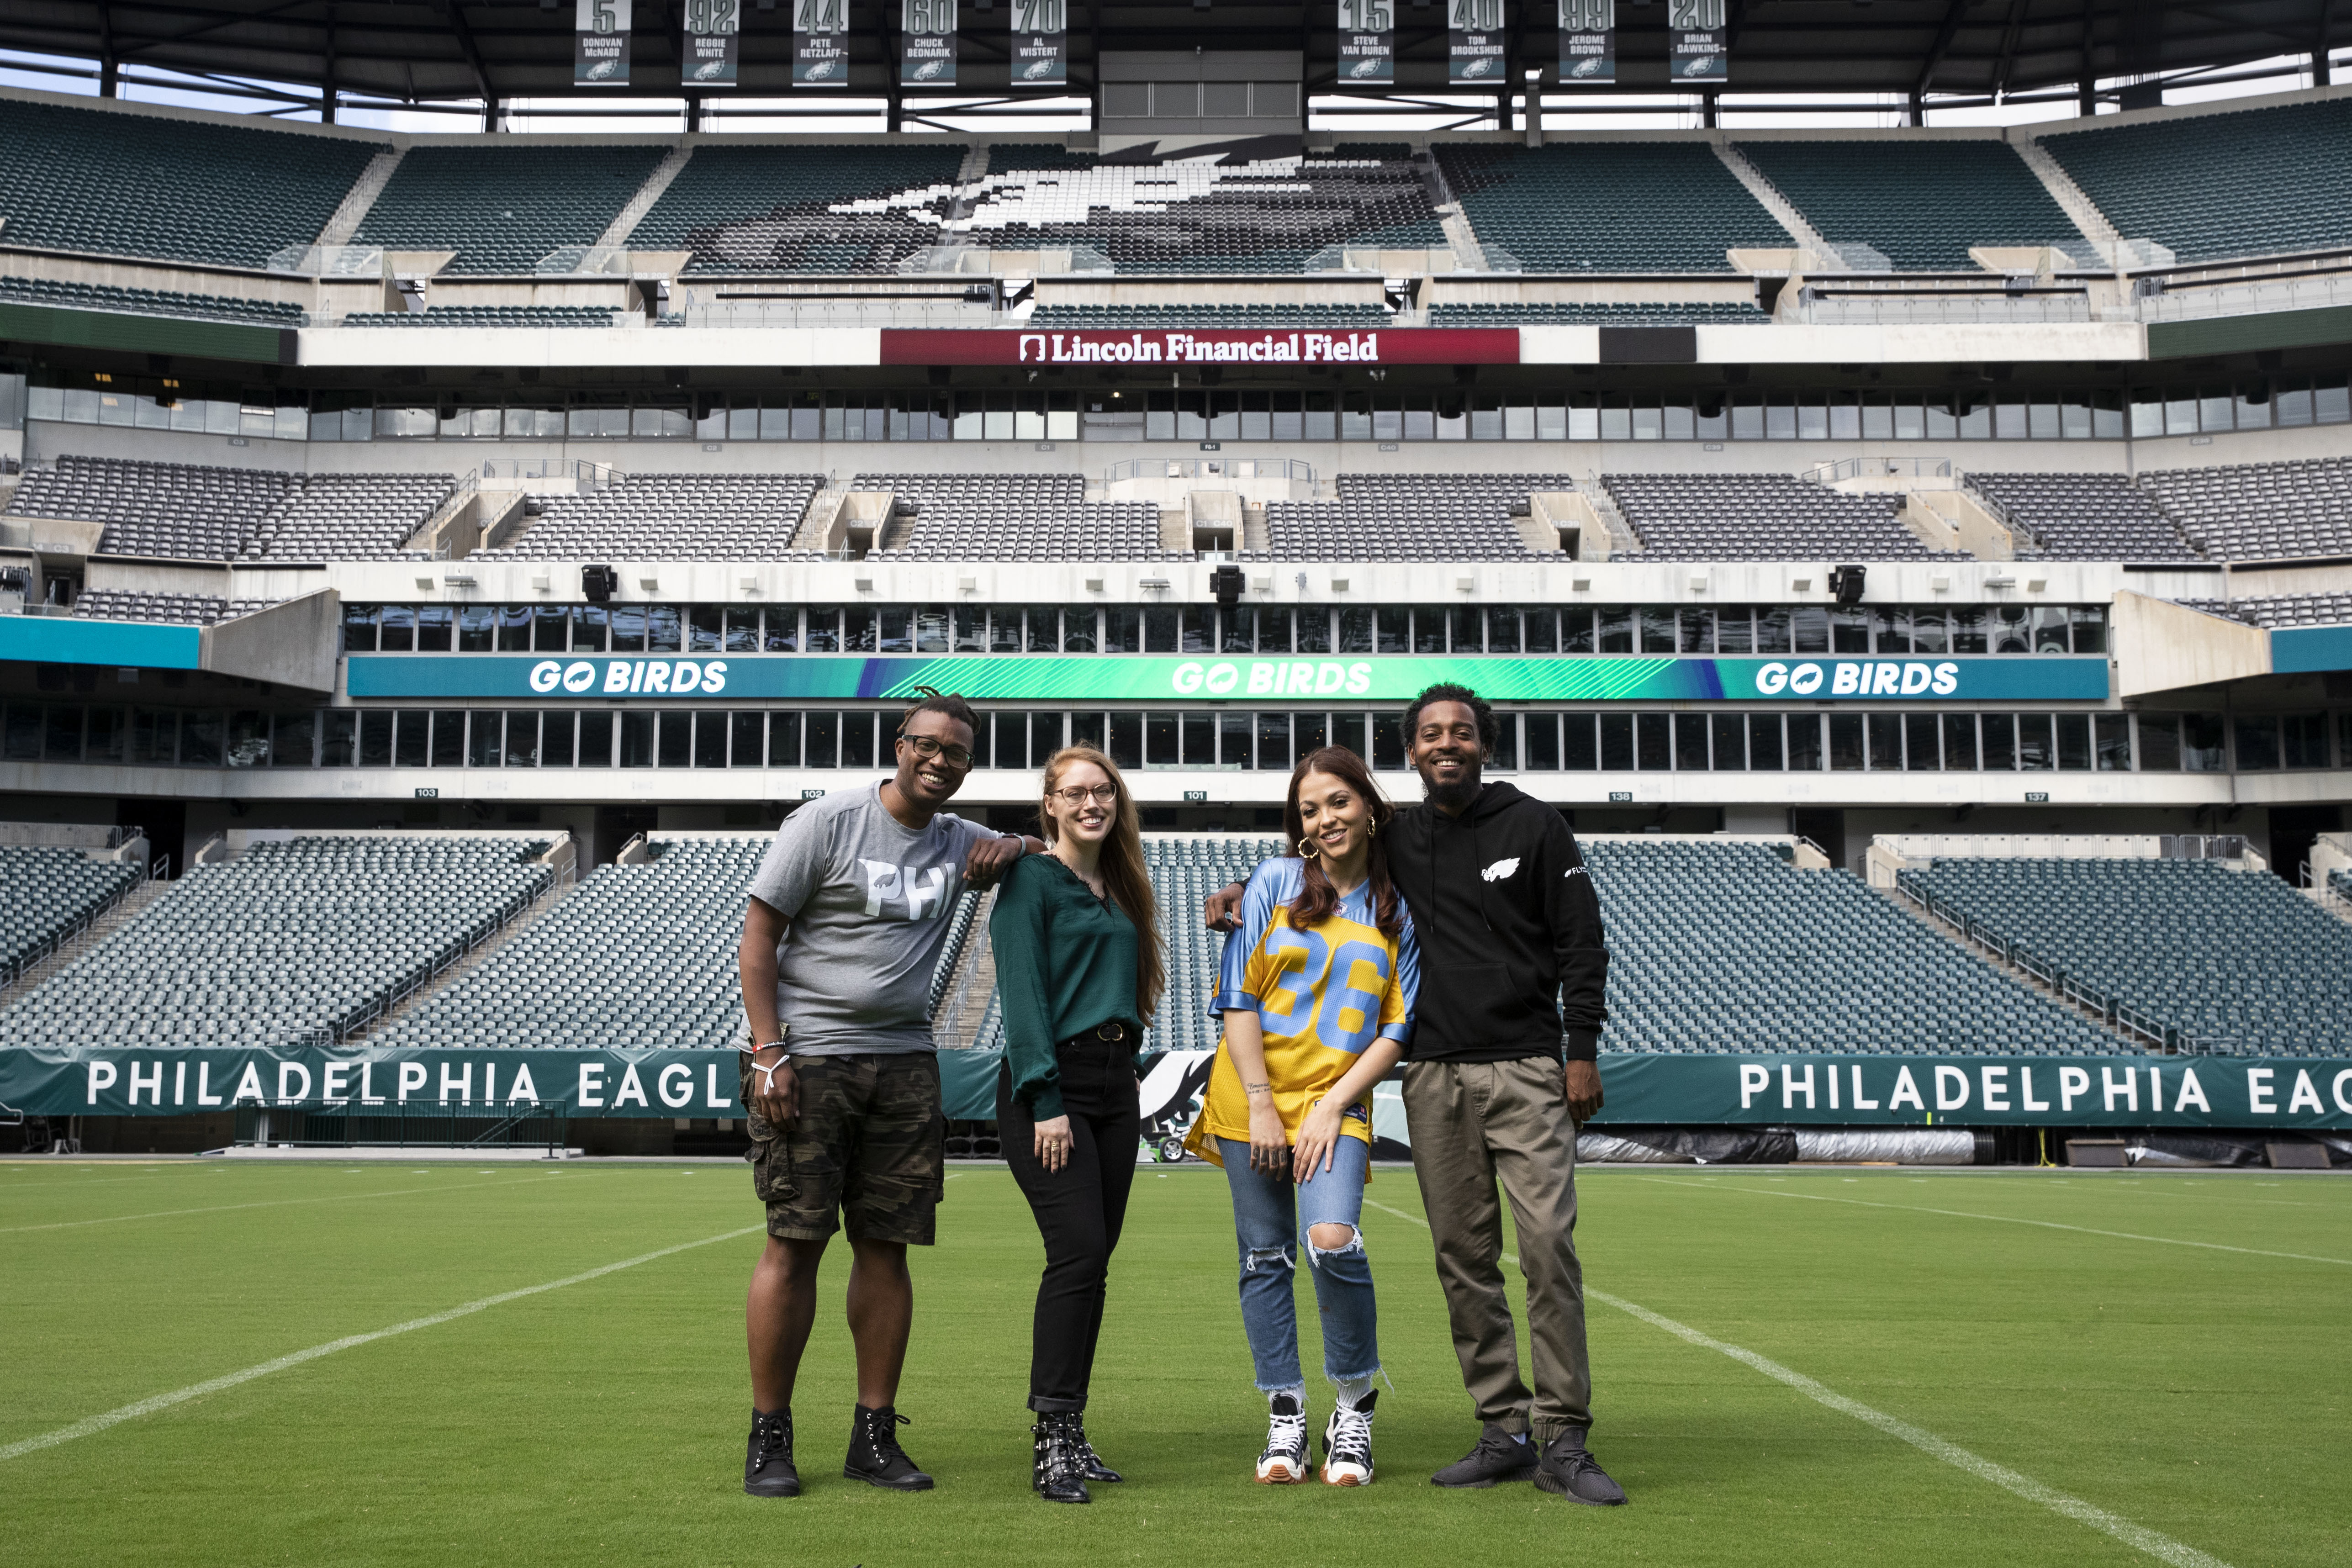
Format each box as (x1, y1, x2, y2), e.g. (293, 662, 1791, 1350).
(1368, 819, 1380, 839)
(1297, 836, 1320, 860)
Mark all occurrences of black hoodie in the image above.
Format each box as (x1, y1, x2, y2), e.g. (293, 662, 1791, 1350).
(1383, 780, 1609, 1063)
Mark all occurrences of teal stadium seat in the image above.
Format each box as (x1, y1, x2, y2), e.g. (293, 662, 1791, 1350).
(0, 846, 140, 986)
(353, 144, 669, 275)
(1433, 143, 1790, 273)
(1736, 139, 2086, 272)
(631, 142, 972, 274)
(2039, 98, 2352, 263)
(0, 275, 302, 327)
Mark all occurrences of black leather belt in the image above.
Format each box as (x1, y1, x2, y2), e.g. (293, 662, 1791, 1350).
(1057, 1020, 1133, 1051)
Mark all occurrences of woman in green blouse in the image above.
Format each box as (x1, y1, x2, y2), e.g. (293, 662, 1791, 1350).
(990, 744, 1166, 1505)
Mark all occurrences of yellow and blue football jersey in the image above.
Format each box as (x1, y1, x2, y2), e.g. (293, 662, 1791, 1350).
(1185, 858, 1419, 1165)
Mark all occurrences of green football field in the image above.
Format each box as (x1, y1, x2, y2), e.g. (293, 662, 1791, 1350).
(2, 1157, 2345, 1568)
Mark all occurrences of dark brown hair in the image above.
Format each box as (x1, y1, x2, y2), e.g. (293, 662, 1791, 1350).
(1040, 746, 1166, 1023)
(1281, 746, 1404, 939)
(896, 687, 979, 745)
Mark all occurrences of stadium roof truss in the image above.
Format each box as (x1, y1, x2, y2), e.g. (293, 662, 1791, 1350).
(0, 0, 2339, 121)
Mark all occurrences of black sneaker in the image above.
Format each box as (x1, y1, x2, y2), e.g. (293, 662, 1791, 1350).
(744, 1408, 800, 1498)
(1072, 1418, 1122, 1484)
(1534, 1434, 1627, 1506)
(1031, 1412, 1092, 1505)
(844, 1404, 935, 1491)
(1430, 1423, 1538, 1488)
(1255, 1393, 1310, 1484)
(1320, 1388, 1375, 1487)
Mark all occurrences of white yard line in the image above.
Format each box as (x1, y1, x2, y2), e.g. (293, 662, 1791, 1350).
(1362, 1197, 2232, 1568)
(1637, 1177, 2352, 1268)
(0, 1173, 554, 1235)
(0, 1223, 766, 1463)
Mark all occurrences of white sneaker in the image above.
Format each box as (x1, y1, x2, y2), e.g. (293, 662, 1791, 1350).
(1321, 1389, 1376, 1486)
(1256, 1393, 1310, 1484)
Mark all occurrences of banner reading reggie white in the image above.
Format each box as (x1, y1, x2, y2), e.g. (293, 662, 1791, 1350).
(344, 653, 2109, 704)
(879, 327, 1521, 365)
(576, 0, 633, 84)
(683, 0, 740, 85)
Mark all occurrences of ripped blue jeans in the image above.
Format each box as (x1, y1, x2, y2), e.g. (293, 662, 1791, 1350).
(1216, 1135, 1379, 1391)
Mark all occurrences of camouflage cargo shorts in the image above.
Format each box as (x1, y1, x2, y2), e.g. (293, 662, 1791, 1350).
(740, 1051, 946, 1246)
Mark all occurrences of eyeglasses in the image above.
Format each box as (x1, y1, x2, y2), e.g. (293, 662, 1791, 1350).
(1052, 784, 1120, 806)
(901, 734, 974, 769)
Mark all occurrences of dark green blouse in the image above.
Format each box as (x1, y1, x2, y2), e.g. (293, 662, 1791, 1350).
(989, 851, 1144, 1120)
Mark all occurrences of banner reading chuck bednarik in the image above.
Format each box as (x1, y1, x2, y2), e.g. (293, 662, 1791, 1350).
(576, 0, 633, 84)
(901, 0, 957, 86)
(1558, 0, 1615, 83)
(1338, 0, 1395, 85)
(793, 0, 849, 84)
(1010, 0, 1066, 85)
(1669, 0, 1726, 83)
(1449, 0, 1507, 84)
(683, 0, 741, 86)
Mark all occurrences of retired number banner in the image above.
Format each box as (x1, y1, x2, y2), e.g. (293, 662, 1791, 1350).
(1337, 0, 1395, 85)
(576, 0, 632, 84)
(1670, 0, 1726, 83)
(683, 0, 741, 85)
(902, 0, 957, 85)
(1558, 0, 1615, 83)
(793, 0, 849, 84)
(1448, 0, 1507, 84)
(1010, 0, 1066, 86)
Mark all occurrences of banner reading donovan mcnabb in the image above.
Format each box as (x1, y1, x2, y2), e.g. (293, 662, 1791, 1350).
(18, 1047, 2352, 1131)
(576, 0, 633, 84)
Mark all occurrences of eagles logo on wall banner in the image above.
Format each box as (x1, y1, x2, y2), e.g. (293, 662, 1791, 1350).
(1670, 0, 1728, 83)
(902, 0, 957, 86)
(1010, 0, 1066, 86)
(793, 0, 849, 85)
(1558, 0, 1615, 84)
(683, 0, 741, 86)
(575, 0, 632, 84)
(1337, 0, 1395, 86)
(1448, 0, 1506, 84)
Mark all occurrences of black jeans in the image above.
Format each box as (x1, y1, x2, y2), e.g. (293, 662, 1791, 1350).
(998, 1038, 1140, 1413)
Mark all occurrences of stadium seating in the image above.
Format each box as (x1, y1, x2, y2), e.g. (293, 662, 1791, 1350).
(1735, 139, 2083, 271)
(951, 145, 1448, 274)
(474, 472, 825, 561)
(239, 472, 455, 562)
(72, 590, 237, 625)
(1029, 303, 1390, 328)
(1428, 301, 1770, 324)
(928, 889, 984, 1020)
(1587, 840, 2124, 1055)
(1605, 473, 1946, 560)
(340, 306, 618, 328)
(1900, 856, 2352, 1056)
(2136, 459, 2352, 562)
(1964, 472, 2204, 560)
(0, 275, 304, 327)
(2039, 97, 2352, 263)
(1264, 472, 1573, 560)
(1433, 142, 1789, 272)
(2191, 591, 2352, 630)
(858, 473, 1173, 561)
(9, 455, 293, 560)
(0, 97, 376, 269)
(352, 144, 670, 274)
(630, 141, 972, 274)
(0, 845, 140, 987)
(368, 836, 759, 1052)
(0, 835, 553, 1050)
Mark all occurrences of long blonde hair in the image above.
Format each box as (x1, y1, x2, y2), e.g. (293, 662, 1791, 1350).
(1040, 745, 1165, 1023)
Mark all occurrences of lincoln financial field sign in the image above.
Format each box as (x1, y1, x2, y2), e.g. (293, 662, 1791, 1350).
(345, 654, 2112, 704)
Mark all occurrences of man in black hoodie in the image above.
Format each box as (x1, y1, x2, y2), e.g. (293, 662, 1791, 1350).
(1207, 683, 1623, 1505)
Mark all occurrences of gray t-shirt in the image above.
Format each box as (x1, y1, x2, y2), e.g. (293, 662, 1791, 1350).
(746, 783, 999, 1056)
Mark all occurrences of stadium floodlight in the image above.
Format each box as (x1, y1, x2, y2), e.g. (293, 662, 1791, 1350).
(1829, 564, 1867, 606)
(581, 564, 617, 603)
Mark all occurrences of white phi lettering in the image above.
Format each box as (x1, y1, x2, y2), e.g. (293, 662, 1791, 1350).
(86, 1059, 119, 1105)
(129, 1058, 165, 1106)
(860, 859, 906, 916)
(902, 864, 948, 920)
(1739, 1062, 1769, 1109)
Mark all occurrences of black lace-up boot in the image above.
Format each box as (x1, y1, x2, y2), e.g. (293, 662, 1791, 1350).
(844, 1404, 935, 1491)
(744, 1408, 800, 1498)
(1031, 1412, 1092, 1504)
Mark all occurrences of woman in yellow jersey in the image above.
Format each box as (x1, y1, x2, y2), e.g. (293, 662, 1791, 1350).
(1186, 745, 1419, 1489)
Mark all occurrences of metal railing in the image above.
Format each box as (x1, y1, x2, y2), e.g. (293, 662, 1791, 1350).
(1104, 457, 1315, 485)
(668, 300, 999, 330)
(481, 457, 619, 492)
(231, 1098, 568, 1153)
(2138, 272, 2352, 323)
(1804, 456, 1953, 485)
(1797, 292, 2094, 326)
(2158, 834, 2246, 861)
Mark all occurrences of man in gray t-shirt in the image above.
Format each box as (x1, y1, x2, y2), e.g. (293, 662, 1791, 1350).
(735, 693, 1029, 1500)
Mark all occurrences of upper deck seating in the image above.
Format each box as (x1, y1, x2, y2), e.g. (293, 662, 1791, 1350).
(1264, 473, 1573, 560)
(474, 471, 826, 561)
(1964, 472, 2204, 560)
(1428, 301, 1769, 324)
(1435, 142, 1789, 272)
(857, 472, 1176, 561)
(352, 144, 670, 274)
(1606, 473, 1947, 561)
(629, 142, 971, 274)
(2136, 459, 2352, 562)
(1736, 139, 2084, 271)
